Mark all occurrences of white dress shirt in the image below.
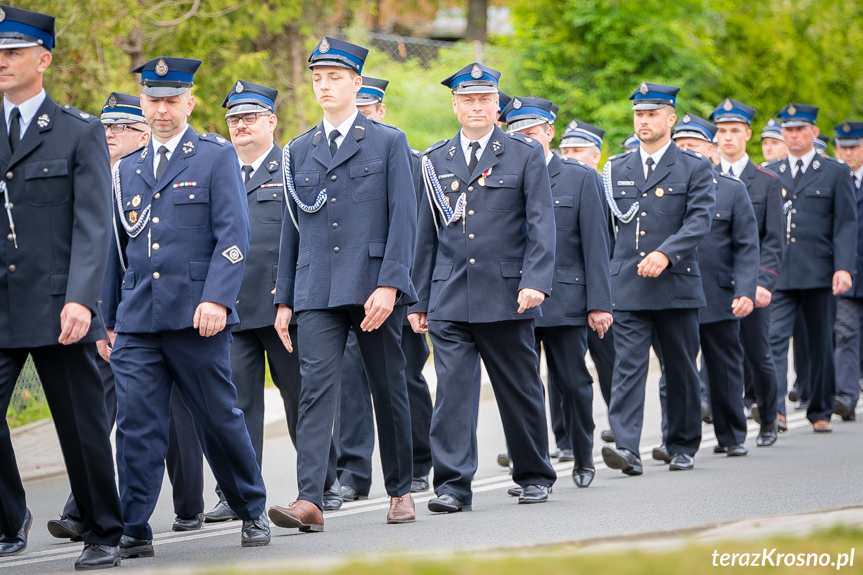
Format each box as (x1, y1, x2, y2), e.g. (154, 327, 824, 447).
(322, 110, 359, 151)
(151, 130, 186, 178)
(852, 165, 863, 191)
(4, 89, 47, 140)
(721, 154, 750, 178)
(787, 147, 817, 180)
(460, 127, 494, 167)
(639, 139, 672, 180)
(238, 145, 273, 180)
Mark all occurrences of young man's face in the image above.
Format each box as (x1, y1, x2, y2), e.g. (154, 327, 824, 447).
(453, 92, 498, 132)
(634, 107, 676, 145)
(312, 66, 362, 114)
(715, 122, 752, 162)
(140, 91, 194, 141)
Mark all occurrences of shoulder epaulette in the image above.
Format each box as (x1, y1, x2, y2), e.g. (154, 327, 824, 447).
(560, 157, 591, 171)
(120, 145, 146, 160)
(680, 147, 707, 160)
(60, 105, 97, 123)
(410, 147, 421, 157)
(754, 164, 776, 178)
(423, 139, 450, 155)
(197, 132, 231, 146)
(606, 152, 628, 163)
(506, 131, 538, 146)
(368, 118, 400, 131)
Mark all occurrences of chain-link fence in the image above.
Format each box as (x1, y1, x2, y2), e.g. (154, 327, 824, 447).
(6, 356, 48, 428)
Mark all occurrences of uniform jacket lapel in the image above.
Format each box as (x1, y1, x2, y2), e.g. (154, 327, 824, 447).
(622, 149, 646, 190)
(776, 158, 794, 191)
(246, 143, 279, 193)
(310, 123, 330, 170)
(327, 115, 365, 173)
(445, 131, 471, 183)
(797, 155, 821, 189)
(645, 143, 677, 189)
(135, 140, 157, 190)
(152, 126, 193, 193)
(547, 152, 561, 183)
(0, 107, 11, 165)
(472, 126, 503, 183)
(6, 97, 56, 169)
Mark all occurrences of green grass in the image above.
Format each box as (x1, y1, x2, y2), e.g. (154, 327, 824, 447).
(203, 526, 863, 574)
(6, 398, 51, 429)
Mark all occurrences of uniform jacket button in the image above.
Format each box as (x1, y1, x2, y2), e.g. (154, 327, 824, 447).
(364, 167, 369, 172)
(152, 217, 160, 223)
(153, 271, 160, 279)
(8, 264, 16, 272)
(6, 233, 12, 242)
(468, 210, 474, 216)
(5, 171, 11, 179)
(333, 247, 340, 253)
(641, 212, 647, 217)
(43, 168, 49, 174)
(468, 233, 475, 239)
(332, 222, 338, 229)
(189, 193, 195, 199)
(152, 243, 160, 250)
(154, 192, 160, 199)
(331, 197, 337, 204)
(555, 200, 560, 205)
(639, 230, 646, 236)
(469, 258, 476, 264)
(331, 175, 337, 181)
(468, 186, 474, 192)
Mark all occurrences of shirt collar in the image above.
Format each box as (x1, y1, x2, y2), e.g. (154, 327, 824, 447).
(4, 89, 47, 130)
(639, 138, 672, 169)
(322, 109, 359, 140)
(239, 143, 275, 174)
(852, 165, 863, 184)
(152, 128, 187, 157)
(545, 150, 554, 165)
(720, 153, 749, 177)
(787, 146, 817, 172)
(460, 126, 494, 155)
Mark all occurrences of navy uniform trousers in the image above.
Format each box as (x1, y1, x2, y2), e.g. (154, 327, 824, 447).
(111, 329, 266, 540)
(336, 325, 432, 496)
(739, 307, 778, 425)
(834, 298, 863, 405)
(0, 346, 124, 544)
(429, 319, 556, 504)
(698, 321, 747, 446)
(296, 307, 413, 509)
(63, 358, 203, 521)
(769, 290, 836, 421)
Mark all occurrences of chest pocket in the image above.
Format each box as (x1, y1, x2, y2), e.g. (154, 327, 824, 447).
(553, 195, 575, 230)
(803, 188, 833, 215)
(172, 187, 210, 229)
(484, 174, 521, 212)
(350, 159, 385, 202)
(611, 186, 637, 213)
(294, 171, 320, 206)
(23, 159, 70, 206)
(255, 189, 282, 223)
(654, 183, 687, 215)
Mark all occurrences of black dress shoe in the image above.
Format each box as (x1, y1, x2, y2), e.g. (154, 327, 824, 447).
(788, 385, 799, 403)
(600, 429, 614, 443)
(701, 402, 713, 424)
(669, 453, 694, 471)
(496, 452, 512, 468)
(572, 466, 595, 488)
(172, 513, 203, 531)
(241, 513, 270, 547)
(119, 535, 154, 559)
(203, 499, 238, 523)
(0, 508, 31, 557)
(518, 484, 549, 504)
(835, 396, 853, 418)
(652, 444, 672, 463)
(507, 485, 553, 496)
(410, 476, 430, 493)
(427, 494, 471, 513)
(843, 411, 856, 422)
(557, 449, 574, 463)
(322, 483, 343, 511)
(339, 484, 368, 501)
(47, 515, 84, 542)
(74, 544, 120, 570)
(726, 444, 748, 457)
(757, 420, 778, 447)
(713, 445, 728, 454)
(601, 446, 643, 475)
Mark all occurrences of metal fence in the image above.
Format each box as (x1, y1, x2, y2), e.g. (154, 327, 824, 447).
(7, 356, 45, 424)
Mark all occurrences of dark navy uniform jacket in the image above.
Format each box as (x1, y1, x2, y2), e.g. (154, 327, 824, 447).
(841, 181, 863, 299)
(275, 113, 417, 311)
(234, 143, 283, 331)
(411, 125, 556, 323)
(606, 142, 715, 311)
(0, 96, 111, 348)
(766, 155, 857, 290)
(697, 173, 758, 324)
(103, 126, 250, 333)
(734, 160, 785, 292)
(536, 154, 612, 327)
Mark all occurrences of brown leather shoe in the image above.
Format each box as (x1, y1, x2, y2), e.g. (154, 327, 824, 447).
(386, 494, 415, 524)
(813, 420, 833, 433)
(267, 500, 323, 532)
(777, 412, 788, 433)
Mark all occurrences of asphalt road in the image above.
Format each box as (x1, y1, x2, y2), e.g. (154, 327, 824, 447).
(3, 359, 863, 574)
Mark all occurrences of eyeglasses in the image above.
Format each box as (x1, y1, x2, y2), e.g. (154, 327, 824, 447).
(104, 124, 146, 135)
(226, 113, 268, 128)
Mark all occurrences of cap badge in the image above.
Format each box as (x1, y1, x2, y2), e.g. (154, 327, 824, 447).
(470, 64, 482, 79)
(320, 38, 330, 53)
(569, 121, 578, 130)
(788, 104, 797, 116)
(108, 94, 117, 109)
(235, 81, 244, 93)
(639, 82, 649, 95)
(682, 114, 691, 123)
(131, 195, 141, 208)
(155, 58, 169, 77)
(723, 98, 733, 111)
(767, 118, 776, 126)
(843, 123, 851, 133)
(513, 98, 522, 110)
(0, 8, 6, 23)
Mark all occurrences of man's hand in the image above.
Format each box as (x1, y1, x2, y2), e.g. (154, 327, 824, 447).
(833, 270, 853, 296)
(361, 287, 397, 331)
(96, 339, 111, 362)
(731, 296, 755, 318)
(408, 312, 428, 334)
(755, 286, 773, 308)
(193, 302, 227, 337)
(275, 304, 293, 352)
(637, 251, 670, 278)
(58, 302, 91, 345)
(588, 310, 614, 339)
(517, 288, 545, 314)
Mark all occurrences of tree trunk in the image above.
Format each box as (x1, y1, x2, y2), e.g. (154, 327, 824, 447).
(466, 0, 487, 42)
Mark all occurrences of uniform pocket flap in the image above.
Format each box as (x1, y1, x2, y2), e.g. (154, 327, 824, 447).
(24, 159, 68, 180)
(432, 264, 452, 281)
(718, 274, 736, 288)
(50, 272, 69, 295)
(256, 189, 282, 202)
(296, 249, 310, 268)
(350, 159, 385, 178)
(670, 262, 700, 276)
(295, 172, 319, 186)
(190, 260, 210, 280)
(500, 260, 523, 278)
(804, 188, 831, 199)
(556, 268, 585, 284)
(121, 269, 135, 290)
(486, 175, 519, 189)
(609, 261, 622, 276)
(662, 183, 687, 195)
(173, 188, 209, 204)
(554, 195, 574, 207)
(369, 242, 386, 258)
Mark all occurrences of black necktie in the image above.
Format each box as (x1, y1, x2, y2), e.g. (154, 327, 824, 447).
(467, 141, 480, 174)
(329, 130, 339, 158)
(794, 159, 804, 185)
(8, 107, 20, 153)
(645, 156, 655, 180)
(156, 146, 169, 181)
(242, 164, 254, 185)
